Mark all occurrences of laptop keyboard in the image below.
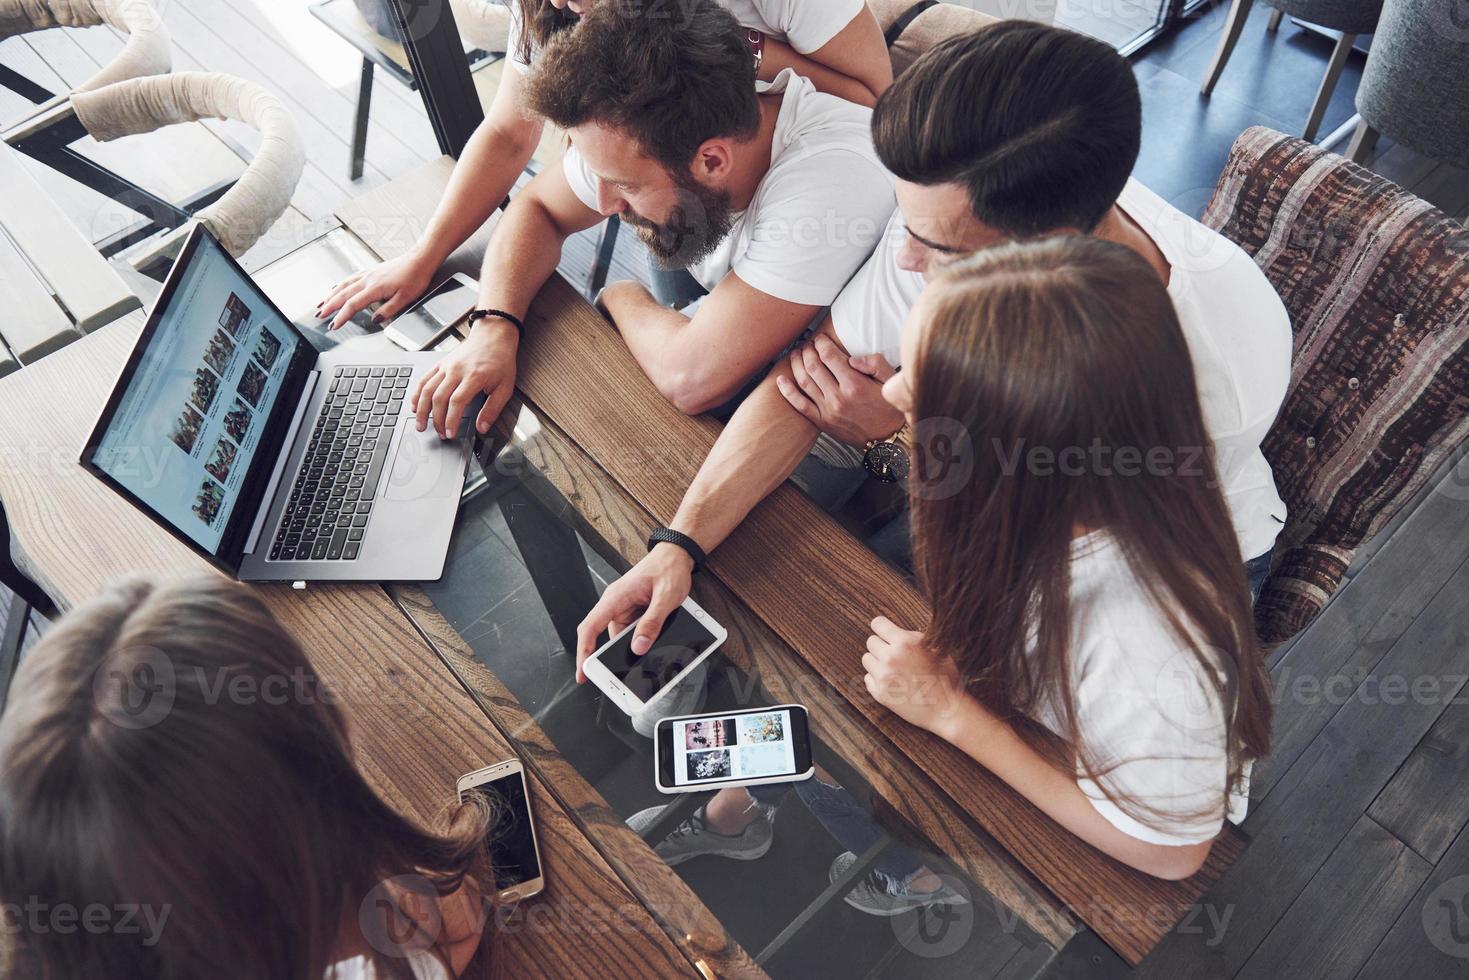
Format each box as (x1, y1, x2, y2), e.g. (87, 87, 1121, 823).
(267, 366, 412, 562)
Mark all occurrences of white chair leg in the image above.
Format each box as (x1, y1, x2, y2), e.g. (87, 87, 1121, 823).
(1266, 7, 1284, 31)
(1303, 32, 1355, 142)
(1202, 0, 1256, 96)
(1347, 119, 1380, 163)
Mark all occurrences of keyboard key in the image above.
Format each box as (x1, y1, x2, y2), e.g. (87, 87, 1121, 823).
(312, 539, 329, 560)
(327, 528, 347, 559)
(356, 501, 372, 513)
(344, 542, 360, 560)
(352, 515, 368, 527)
(370, 367, 385, 378)
(348, 529, 364, 542)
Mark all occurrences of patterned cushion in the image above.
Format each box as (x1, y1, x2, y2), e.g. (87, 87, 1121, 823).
(1203, 127, 1469, 645)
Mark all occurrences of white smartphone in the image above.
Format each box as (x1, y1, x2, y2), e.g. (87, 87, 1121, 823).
(582, 597, 727, 717)
(655, 704, 814, 794)
(456, 759, 545, 903)
(384, 273, 478, 351)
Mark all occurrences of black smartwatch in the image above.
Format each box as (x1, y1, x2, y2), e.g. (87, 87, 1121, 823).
(648, 527, 707, 572)
(863, 426, 910, 484)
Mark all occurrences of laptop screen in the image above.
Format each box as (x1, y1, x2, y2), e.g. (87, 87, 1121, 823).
(89, 230, 307, 555)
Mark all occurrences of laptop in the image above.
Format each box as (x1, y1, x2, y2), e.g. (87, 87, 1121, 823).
(82, 224, 477, 582)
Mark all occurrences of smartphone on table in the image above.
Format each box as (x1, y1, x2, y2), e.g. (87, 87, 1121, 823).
(655, 704, 814, 794)
(456, 759, 545, 903)
(385, 273, 479, 351)
(582, 597, 727, 717)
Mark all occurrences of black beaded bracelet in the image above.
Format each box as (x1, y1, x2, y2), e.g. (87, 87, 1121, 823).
(648, 527, 707, 572)
(467, 308, 525, 340)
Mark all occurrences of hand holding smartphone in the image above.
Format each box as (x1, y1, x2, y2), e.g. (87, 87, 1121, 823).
(656, 704, 814, 793)
(581, 597, 727, 716)
(456, 759, 544, 903)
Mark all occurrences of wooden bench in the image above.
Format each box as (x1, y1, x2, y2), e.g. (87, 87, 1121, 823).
(0, 142, 140, 373)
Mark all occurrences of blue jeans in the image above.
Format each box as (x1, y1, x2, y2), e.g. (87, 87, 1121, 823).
(646, 261, 708, 309)
(748, 778, 926, 890)
(1245, 547, 1274, 604)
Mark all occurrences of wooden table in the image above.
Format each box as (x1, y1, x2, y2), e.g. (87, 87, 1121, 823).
(0, 157, 1247, 976)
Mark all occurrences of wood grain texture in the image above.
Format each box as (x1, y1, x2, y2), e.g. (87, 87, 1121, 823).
(1233, 816, 1431, 980)
(1369, 696, 1469, 863)
(0, 314, 694, 978)
(337, 158, 1246, 965)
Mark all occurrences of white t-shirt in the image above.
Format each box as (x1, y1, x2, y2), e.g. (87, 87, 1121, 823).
(1029, 531, 1249, 846)
(328, 950, 449, 980)
(562, 69, 895, 304)
(506, 0, 865, 72)
(830, 178, 1292, 561)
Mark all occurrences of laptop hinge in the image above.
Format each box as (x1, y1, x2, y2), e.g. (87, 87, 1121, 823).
(243, 370, 320, 556)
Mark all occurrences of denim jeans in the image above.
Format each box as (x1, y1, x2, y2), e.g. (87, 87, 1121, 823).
(646, 260, 708, 310)
(747, 778, 926, 890)
(1245, 547, 1274, 604)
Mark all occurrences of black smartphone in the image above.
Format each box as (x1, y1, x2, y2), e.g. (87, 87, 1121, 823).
(655, 704, 814, 793)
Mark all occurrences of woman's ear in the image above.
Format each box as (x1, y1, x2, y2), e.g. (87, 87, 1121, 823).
(692, 139, 734, 183)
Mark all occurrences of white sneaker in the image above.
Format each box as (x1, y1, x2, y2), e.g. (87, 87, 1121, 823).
(829, 851, 970, 917)
(627, 803, 774, 866)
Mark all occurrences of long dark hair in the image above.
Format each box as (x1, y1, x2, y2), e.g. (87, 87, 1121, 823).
(0, 577, 493, 979)
(512, 0, 578, 63)
(908, 237, 1271, 832)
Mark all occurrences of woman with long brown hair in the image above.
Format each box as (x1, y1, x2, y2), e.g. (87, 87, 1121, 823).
(0, 578, 494, 979)
(865, 237, 1273, 879)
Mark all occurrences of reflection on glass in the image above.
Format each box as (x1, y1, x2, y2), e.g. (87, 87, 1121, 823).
(416, 414, 1051, 977)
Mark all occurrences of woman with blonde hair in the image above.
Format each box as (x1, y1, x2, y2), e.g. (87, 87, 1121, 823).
(0, 577, 493, 979)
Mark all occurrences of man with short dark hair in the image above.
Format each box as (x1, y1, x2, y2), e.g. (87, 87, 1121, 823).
(408, 0, 894, 433)
(580, 28, 1290, 888)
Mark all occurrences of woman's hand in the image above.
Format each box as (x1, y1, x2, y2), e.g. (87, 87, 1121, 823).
(862, 617, 967, 739)
(317, 250, 438, 330)
(574, 544, 695, 683)
(410, 320, 520, 438)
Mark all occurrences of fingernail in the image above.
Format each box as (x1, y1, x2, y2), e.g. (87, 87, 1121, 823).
(371, 314, 383, 325)
(632, 637, 650, 654)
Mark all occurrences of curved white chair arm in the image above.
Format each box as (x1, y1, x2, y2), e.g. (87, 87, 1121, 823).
(72, 71, 306, 260)
(0, 0, 170, 91)
(449, 0, 509, 53)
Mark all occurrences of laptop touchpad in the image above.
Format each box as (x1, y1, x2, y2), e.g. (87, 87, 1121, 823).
(384, 424, 462, 500)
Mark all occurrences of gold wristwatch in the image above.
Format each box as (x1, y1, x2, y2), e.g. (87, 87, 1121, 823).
(862, 424, 910, 483)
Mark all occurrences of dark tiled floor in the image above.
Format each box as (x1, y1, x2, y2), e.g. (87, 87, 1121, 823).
(1131, 7, 1364, 212)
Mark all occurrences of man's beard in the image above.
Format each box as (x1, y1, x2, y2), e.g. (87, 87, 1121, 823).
(621, 178, 736, 270)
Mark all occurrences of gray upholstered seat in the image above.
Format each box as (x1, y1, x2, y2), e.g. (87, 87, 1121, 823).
(1348, 0, 1469, 169)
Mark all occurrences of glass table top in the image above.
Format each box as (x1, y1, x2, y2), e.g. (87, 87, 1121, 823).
(413, 406, 1052, 979)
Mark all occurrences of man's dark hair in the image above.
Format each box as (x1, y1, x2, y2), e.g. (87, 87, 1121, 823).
(872, 23, 1142, 237)
(523, 0, 761, 174)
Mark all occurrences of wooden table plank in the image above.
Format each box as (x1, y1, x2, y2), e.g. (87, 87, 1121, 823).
(338, 157, 1246, 965)
(0, 313, 695, 978)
